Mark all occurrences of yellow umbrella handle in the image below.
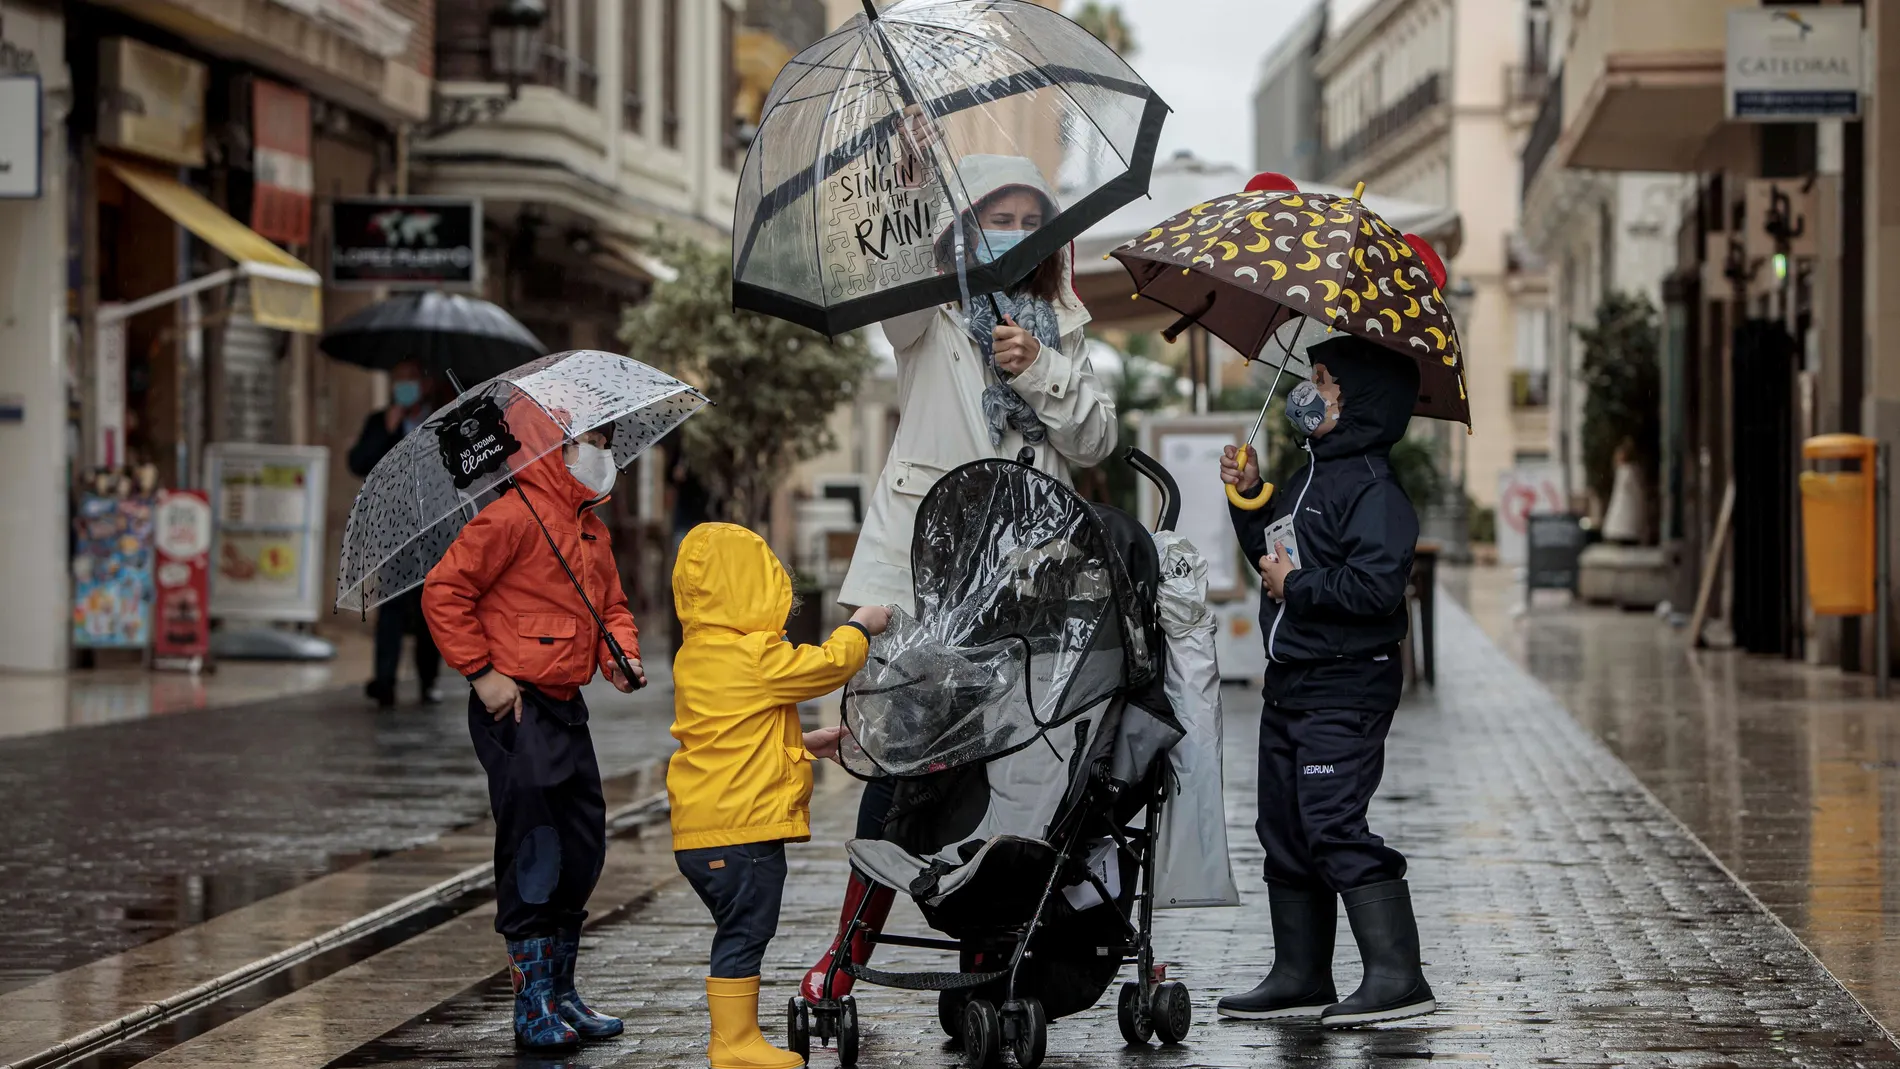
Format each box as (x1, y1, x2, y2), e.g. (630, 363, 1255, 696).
(1225, 444, 1275, 510)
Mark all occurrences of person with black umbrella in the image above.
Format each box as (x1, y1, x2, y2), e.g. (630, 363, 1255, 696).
(348, 358, 443, 707)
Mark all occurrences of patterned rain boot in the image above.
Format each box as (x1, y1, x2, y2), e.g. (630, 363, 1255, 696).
(507, 936, 581, 1053)
(553, 928, 624, 1040)
(798, 869, 896, 1001)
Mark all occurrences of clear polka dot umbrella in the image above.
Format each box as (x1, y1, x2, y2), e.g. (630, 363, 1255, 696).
(335, 349, 708, 617)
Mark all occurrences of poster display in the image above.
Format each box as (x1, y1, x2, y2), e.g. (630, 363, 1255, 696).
(72, 494, 154, 649)
(205, 444, 328, 622)
(153, 489, 212, 667)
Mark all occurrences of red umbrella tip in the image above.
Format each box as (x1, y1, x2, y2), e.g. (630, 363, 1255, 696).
(1406, 234, 1448, 289)
(1245, 172, 1298, 193)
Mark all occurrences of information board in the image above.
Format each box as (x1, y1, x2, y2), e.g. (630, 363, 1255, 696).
(205, 443, 329, 622)
(1527, 513, 1587, 593)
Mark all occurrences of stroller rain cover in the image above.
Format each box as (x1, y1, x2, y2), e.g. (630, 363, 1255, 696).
(840, 460, 1157, 780)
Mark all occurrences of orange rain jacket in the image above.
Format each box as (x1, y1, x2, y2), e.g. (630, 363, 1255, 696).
(667, 523, 870, 851)
(422, 450, 640, 700)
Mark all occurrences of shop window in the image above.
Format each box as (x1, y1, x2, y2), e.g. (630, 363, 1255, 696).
(623, 0, 644, 133)
(662, 0, 681, 147)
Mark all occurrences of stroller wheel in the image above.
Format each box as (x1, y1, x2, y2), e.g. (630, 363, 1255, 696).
(1152, 981, 1193, 1045)
(1116, 982, 1154, 1045)
(961, 999, 1002, 1068)
(938, 989, 969, 1042)
(787, 996, 811, 1063)
(838, 996, 860, 1067)
(1008, 998, 1047, 1069)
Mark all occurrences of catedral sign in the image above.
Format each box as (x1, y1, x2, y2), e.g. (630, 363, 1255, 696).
(1727, 7, 1865, 121)
(328, 197, 482, 288)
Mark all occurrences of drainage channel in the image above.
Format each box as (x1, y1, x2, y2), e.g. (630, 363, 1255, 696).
(33, 796, 670, 1069)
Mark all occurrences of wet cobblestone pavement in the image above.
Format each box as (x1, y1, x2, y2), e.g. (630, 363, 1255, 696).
(1450, 568, 1900, 1034)
(315, 599, 1900, 1068)
(0, 671, 676, 993)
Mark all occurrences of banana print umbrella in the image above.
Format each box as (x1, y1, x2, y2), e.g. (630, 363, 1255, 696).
(1109, 175, 1469, 426)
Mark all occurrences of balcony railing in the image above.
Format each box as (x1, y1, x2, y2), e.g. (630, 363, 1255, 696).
(1319, 72, 1442, 178)
(1519, 67, 1562, 200)
(1513, 369, 1551, 409)
(1506, 63, 1549, 110)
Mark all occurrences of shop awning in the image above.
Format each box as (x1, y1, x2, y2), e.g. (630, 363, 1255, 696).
(597, 235, 679, 284)
(104, 162, 323, 333)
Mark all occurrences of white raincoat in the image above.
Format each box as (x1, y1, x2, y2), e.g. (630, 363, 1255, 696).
(839, 155, 1119, 611)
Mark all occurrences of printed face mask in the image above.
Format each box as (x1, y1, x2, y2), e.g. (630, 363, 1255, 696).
(976, 228, 1031, 264)
(392, 380, 421, 407)
(566, 443, 618, 495)
(1284, 380, 1332, 436)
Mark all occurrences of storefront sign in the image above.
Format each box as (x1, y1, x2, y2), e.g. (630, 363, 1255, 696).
(97, 37, 206, 167)
(72, 494, 154, 649)
(205, 444, 329, 623)
(1727, 8, 1864, 121)
(1527, 514, 1587, 594)
(252, 79, 312, 245)
(153, 489, 212, 668)
(329, 197, 482, 289)
(0, 74, 39, 198)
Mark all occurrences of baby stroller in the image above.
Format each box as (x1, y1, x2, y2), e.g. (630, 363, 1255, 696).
(790, 453, 1194, 1068)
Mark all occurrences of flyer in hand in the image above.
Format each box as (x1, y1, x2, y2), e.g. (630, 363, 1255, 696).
(1262, 514, 1302, 570)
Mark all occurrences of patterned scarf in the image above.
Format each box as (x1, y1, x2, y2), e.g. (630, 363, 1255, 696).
(964, 291, 1062, 447)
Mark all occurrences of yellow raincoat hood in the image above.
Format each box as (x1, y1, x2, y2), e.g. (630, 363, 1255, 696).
(666, 523, 870, 851)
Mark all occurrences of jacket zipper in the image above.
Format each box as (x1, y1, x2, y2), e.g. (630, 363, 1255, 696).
(1265, 442, 1316, 664)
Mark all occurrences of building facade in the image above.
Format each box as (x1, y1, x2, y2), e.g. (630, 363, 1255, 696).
(1312, 0, 1546, 511)
(1514, 0, 1900, 672)
(1253, 2, 1327, 180)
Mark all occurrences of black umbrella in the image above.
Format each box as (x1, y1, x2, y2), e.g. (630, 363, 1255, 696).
(319, 291, 545, 384)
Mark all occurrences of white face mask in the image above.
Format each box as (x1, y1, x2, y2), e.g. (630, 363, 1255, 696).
(566, 442, 618, 495)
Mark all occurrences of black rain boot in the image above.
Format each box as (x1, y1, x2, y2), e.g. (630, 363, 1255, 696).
(1216, 883, 1338, 1020)
(1321, 879, 1435, 1028)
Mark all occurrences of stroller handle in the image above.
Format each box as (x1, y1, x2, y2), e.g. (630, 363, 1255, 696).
(1123, 447, 1180, 532)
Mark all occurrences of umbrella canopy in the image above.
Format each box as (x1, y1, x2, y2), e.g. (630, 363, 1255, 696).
(1110, 178, 1470, 424)
(731, 0, 1168, 336)
(335, 350, 707, 615)
(319, 291, 545, 384)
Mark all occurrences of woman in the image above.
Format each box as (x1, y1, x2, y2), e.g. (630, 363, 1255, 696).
(799, 150, 1119, 1002)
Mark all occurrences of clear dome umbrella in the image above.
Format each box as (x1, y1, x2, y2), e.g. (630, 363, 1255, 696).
(335, 350, 709, 682)
(732, 0, 1169, 335)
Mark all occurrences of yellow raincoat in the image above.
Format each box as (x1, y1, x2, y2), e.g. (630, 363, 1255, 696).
(668, 523, 871, 851)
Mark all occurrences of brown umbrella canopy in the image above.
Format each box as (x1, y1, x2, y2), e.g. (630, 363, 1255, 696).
(1110, 180, 1470, 424)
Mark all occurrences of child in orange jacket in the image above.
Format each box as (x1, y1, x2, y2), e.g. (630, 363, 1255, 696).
(423, 424, 642, 1054)
(668, 522, 890, 1069)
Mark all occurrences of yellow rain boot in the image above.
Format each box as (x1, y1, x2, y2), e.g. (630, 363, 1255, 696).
(706, 976, 804, 1069)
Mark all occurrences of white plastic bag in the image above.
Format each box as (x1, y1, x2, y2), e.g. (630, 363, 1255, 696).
(1151, 533, 1241, 909)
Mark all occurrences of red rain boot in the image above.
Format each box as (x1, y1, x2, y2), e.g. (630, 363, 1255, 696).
(799, 870, 895, 1002)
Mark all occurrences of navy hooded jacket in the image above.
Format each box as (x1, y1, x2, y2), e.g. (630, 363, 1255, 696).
(1231, 336, 1421, 711)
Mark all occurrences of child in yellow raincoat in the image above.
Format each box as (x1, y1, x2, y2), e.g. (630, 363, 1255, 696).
(668, 522, 891, 1069)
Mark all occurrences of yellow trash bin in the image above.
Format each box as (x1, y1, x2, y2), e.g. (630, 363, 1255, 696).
(1801, 434, 1878, 616)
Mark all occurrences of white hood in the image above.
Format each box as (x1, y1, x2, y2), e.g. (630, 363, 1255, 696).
(940, 154, 1088, 335)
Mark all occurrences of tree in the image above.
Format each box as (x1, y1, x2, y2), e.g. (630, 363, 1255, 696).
(619, 238, 875, 531)
(1070, 1, 1137, 60)
(1575, 292, 1661, 513)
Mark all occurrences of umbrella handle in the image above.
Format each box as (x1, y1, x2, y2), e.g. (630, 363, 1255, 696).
(1226, 445, 1275, 511)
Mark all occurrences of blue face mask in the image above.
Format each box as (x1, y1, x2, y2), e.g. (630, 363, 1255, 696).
(392, 380, 421, 408)
(975, 228, 1031, 264)
(1284, 380, 1332, 436)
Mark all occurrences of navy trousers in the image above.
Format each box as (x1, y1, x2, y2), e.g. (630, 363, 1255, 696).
(467, 687, 607, 939)
(1256, 700, 1408, 892)
(676, 841, 789, 978)
(373, 588, 439, 691)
